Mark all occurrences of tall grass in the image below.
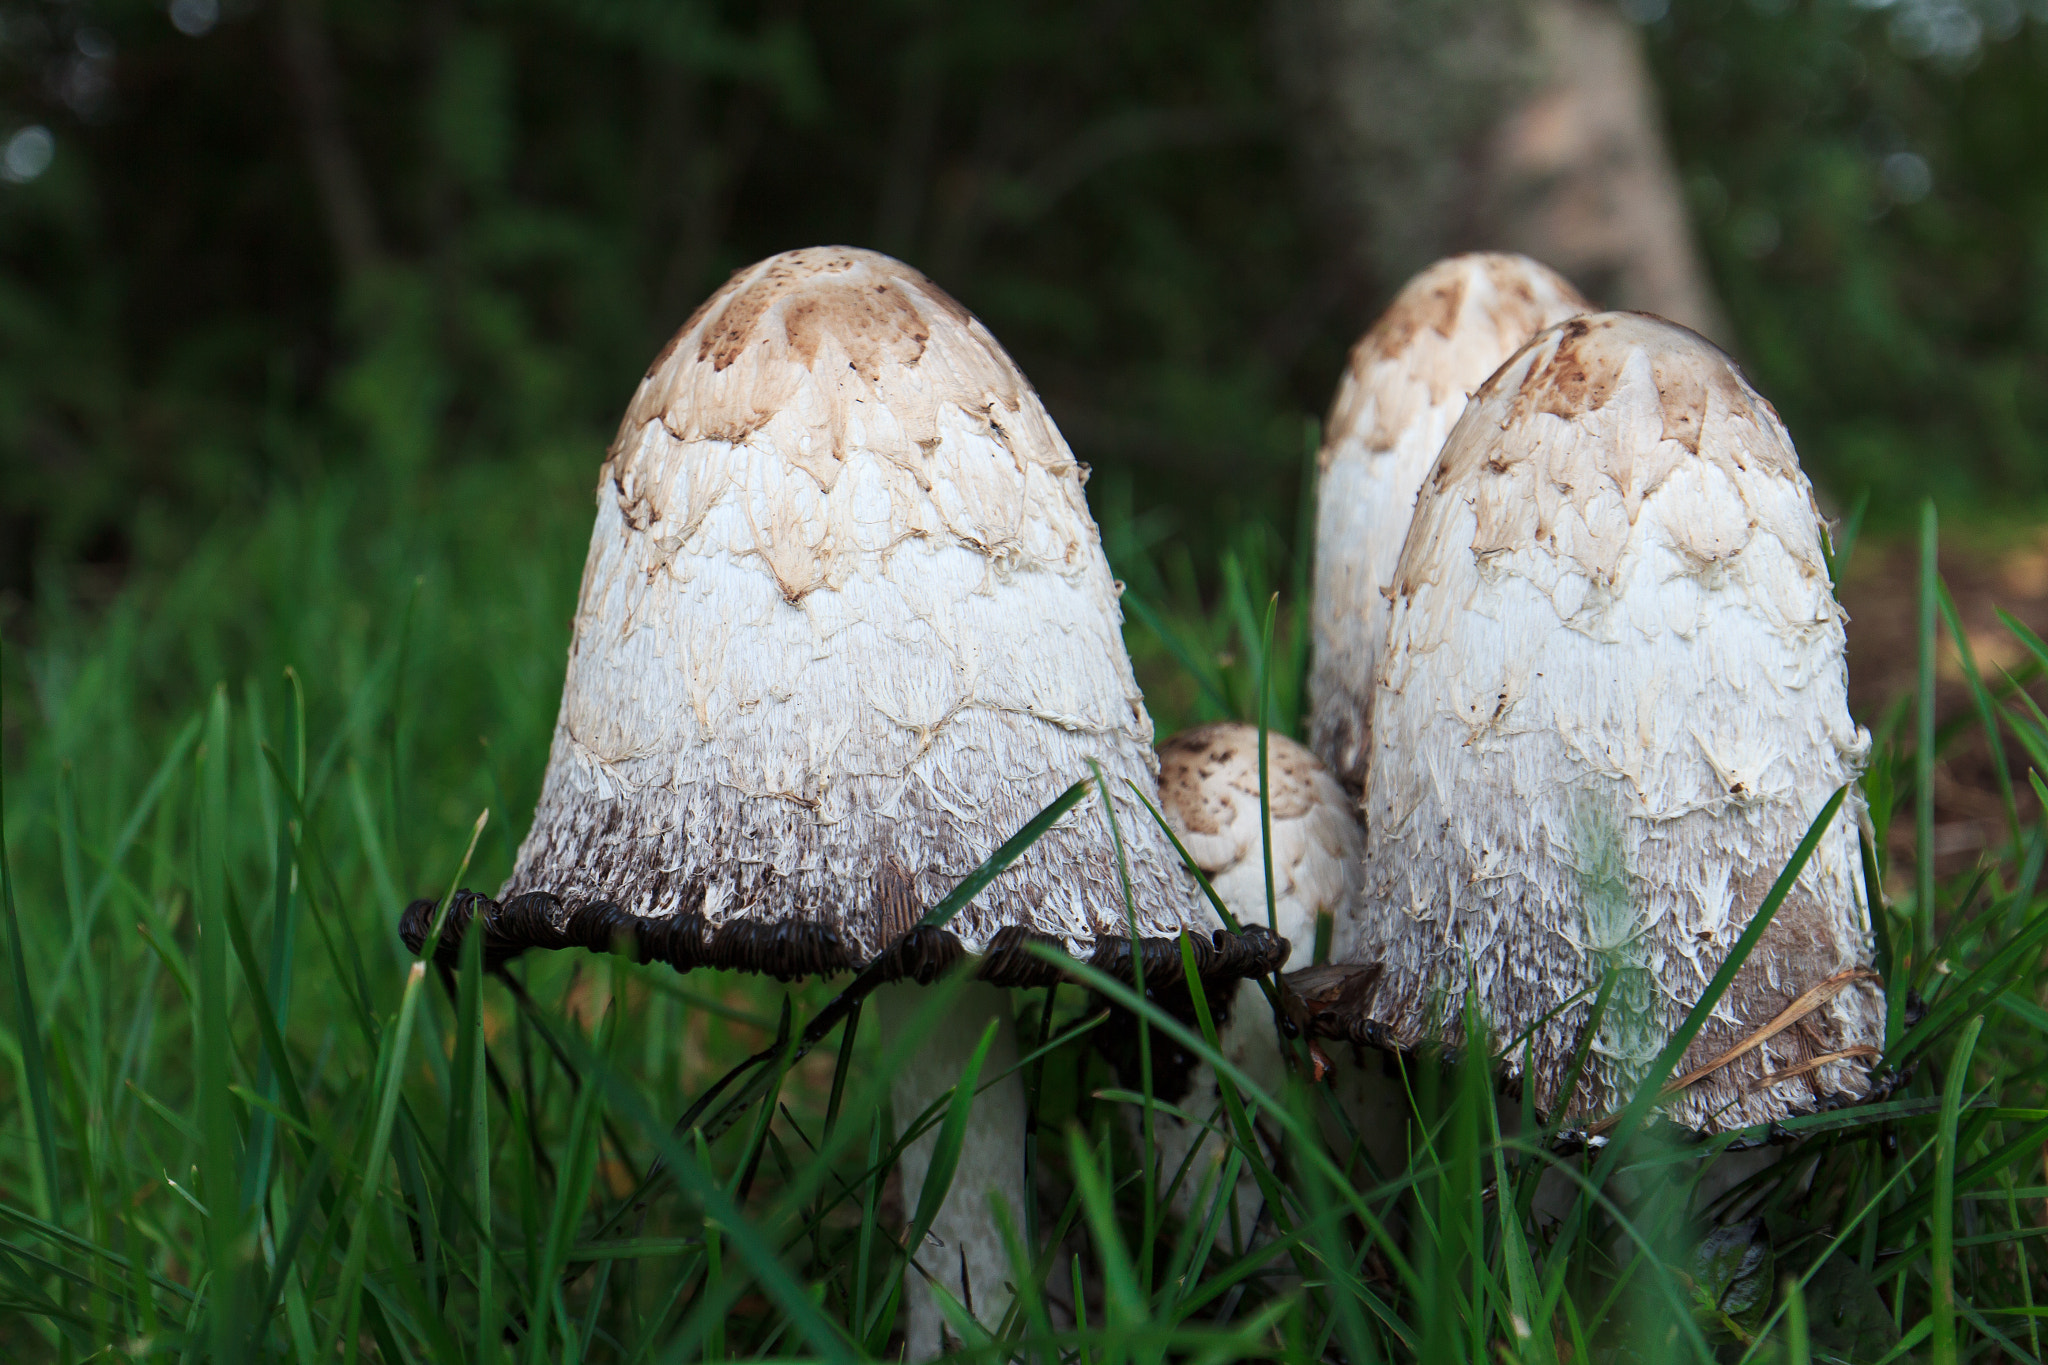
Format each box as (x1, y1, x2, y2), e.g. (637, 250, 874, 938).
(2, 463, 2045, 1362)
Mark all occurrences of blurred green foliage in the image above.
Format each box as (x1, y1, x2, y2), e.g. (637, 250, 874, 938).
(0, 0, 1327, 603)
(0, 0, 2044, 607)
(1655, 1, 2048, 521)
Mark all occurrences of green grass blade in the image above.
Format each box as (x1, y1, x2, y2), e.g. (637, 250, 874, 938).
(1257, 592, 1277, 935)
(904, 1015, 998, 1265)
(918, 777, 1093, 931)
(1122, 589, 1231, 718)
(336, 959, 430, 1364)
(1938, 583, 2020, 849)
(1067, 1125, 1143, 1328)
(0, 641, 63, 1225)
(1933, 1014, 1986, 1365)
(196, 684, 248, 1365)
(1222, 551, 1264, 707)
(1822, 487, 1869, 588)
(1784, 1274, 1811, 1365)
(46, 712, 201, 1020)
(1918, 499, 1938, 956)
(530, 996, 613, 1356)
(465, 916, 498, 1365)
(1089, 754, 1156, 1291)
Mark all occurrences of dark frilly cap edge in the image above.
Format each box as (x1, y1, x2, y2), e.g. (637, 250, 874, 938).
(1277, 962, 1906, 1146)
(399, 888, 1287, 991)
(1280, 962, 1398, 1051)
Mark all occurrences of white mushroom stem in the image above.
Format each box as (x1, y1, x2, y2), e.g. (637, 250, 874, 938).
(1327, 1053, 1413, 1185)
(872, 981, 1028, 1360)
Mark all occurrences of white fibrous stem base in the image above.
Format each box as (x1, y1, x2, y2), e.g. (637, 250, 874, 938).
(874, 981, 1027, 1361)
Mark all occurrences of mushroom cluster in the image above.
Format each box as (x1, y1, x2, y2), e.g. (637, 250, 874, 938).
(1320, 311, 1884, 1132)
(404, 240, 1890, 1355)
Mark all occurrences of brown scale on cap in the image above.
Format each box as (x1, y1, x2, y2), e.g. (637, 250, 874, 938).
(1326, 255, 1591, 463)
(1157, 725, 1321, 837)
(618, 247, 1034, 479)
(1420, 311, 1808, 591)
(1505, 313, 1784, 459)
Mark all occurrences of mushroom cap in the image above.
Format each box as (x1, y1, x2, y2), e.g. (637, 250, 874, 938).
(496, 247, 1255, 984)
(1309, 253, 1587, 791)
(1156, 723, 1364, 968)
(1338, 311, 1883, 1132)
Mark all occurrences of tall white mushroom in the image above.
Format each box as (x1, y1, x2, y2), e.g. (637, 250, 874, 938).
(1326, 311, 1884, 1132)
(1149, 723, 1364, 1243)
(405, 247, 1277, 1357)
(1309, 253, 1588, 791)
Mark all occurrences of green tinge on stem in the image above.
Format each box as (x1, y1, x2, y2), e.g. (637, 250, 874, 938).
(1573, 786, 1850, 1233)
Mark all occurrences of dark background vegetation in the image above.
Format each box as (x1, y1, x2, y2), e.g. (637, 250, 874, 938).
(2, 0, 2048, 885)
(4, 0, 2047, 610)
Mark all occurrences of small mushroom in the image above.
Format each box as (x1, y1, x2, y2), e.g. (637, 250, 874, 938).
(1150, 723, 1363, 1239)
(1309, 253, 1587, 791)
(1334, 311, 1883, 1133)
(405, 247, 1278, 1357)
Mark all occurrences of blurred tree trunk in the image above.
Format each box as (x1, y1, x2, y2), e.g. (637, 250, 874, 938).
(1271, 0, 1729, 343)
(275, 0, 383, 280)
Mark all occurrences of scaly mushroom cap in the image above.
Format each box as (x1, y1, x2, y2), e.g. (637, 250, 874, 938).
(1309, 253, 1588, 791)
(1157, 723, 1363, 963)
(1339, 311, 1883, 1132)
(488, 248, 1269, 985)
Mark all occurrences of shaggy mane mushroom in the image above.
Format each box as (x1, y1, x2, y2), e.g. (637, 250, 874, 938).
(1309, 253, 1587, 792)
(1319, 311, 1884, 1134)
(402, 247, 1280, 1356)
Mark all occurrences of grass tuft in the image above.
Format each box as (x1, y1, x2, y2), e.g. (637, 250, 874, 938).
(1, 469, 2044, 1360)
